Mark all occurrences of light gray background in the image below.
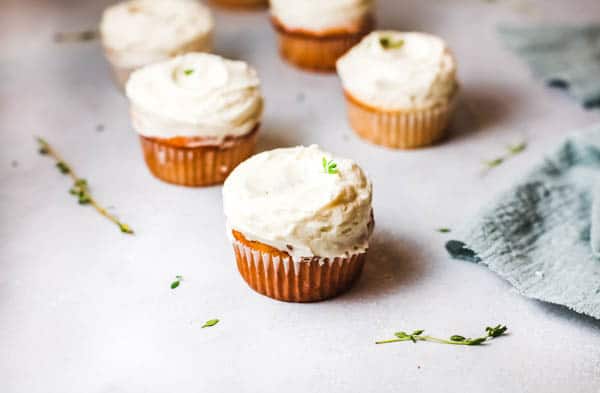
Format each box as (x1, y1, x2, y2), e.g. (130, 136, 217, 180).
(2, 0, 600, 392)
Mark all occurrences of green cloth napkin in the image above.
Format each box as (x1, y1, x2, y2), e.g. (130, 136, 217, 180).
(498, 24, 600, 109)
(446, 124, 600, 319)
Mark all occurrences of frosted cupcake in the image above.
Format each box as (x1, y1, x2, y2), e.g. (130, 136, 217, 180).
(337, 31, 458, 149)
(126, 53, 263, 187)
(100, 0, 214, 90)
(223, 145, 374, 302)
(270, 0, 375, 72)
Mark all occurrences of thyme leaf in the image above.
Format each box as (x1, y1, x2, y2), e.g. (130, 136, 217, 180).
(202, 319, 219, 328)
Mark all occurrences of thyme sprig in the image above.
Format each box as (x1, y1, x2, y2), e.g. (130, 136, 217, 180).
(36, 137, 134, 234)
(322, 157, 339, 174)
(484, 141, 527, 170)
(376, 324, 507, 346)
(54, 29, 98, 43)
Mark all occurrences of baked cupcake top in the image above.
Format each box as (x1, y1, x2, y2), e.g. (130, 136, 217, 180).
(100, 0, 213, 68)
(337, 31, 457, 110)
(223, 145, 373, 260)
(270, 0, 374, 32)
(126, 53, 263, 140)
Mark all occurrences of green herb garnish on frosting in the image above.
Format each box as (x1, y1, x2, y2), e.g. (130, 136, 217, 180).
(184, 69, 194, 76)
(322, 157, 339, 174)
(380, 36, 405, 50)
(376, 324, 508, 346)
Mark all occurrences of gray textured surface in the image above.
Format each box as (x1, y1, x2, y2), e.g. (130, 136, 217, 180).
(2, 0, 600, 392)
(448, 126, 600, 319)
(499, 24, 600, 108)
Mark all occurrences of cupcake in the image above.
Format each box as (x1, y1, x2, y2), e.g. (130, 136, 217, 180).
(223, 145, 374, 302)
(211, 0, 267, 9)
(125, 53, 263, 187)
(269, 0, 375, 72)
(337, 31, 458, 149)
(100, 0, 214, 90)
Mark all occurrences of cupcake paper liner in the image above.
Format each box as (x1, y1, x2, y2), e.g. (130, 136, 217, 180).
(344, 91, 457, 149)
(139, 129, 257, 187)
(232, 237, 367, 302)
(271, 17, 373, 72)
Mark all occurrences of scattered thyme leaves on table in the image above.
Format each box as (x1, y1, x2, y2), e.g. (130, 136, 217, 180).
(202, 319, 219, 328)
(484, 141, 527, 171)
(380, 36, 405, 50)
(507, 141, 527, 154)
(437, 228, 451, 233)
(376, 324, 508, 346)
(36, 137, 134, 235)
(322, 157, 339, 174)
(170, 275, 183, 289)
(53, 29, 99, 43)
(183, 69, 194, 76)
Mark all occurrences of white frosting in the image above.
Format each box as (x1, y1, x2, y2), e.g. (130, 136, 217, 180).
(337, 31, 457, 110)
(270, 0, 374, 32)
(125, 53, 263, 139)
(100, 0, 214, 68)
(223, 145, 373, 260)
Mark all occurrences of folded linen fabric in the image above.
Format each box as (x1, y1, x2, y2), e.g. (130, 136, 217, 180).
(498, 24, 600, 109)
(447, 124, 600, 319)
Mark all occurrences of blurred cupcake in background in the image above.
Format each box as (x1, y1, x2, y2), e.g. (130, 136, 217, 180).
(337, 31, 458, 149)
(100, 0, 214, 90)
(125, 53, 263, 187)
(223, 145, 374, 302)
(270, 0, 375, 72)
